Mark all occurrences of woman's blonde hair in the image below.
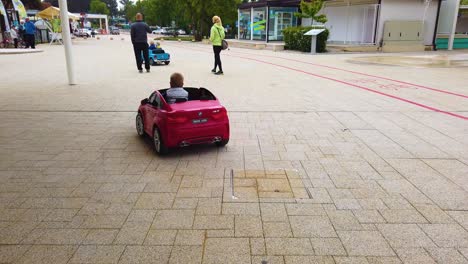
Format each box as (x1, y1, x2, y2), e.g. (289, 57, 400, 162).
(212, 16, 222, 25)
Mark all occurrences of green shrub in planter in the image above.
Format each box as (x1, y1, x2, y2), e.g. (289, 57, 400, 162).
(283, 26, 329, 53)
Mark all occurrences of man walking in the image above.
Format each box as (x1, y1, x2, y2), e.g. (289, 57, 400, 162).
(24, 18, 36, 49)
(130, 13, 151, 73)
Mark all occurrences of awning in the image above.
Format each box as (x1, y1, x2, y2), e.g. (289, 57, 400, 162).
(37, 6, 79, 20)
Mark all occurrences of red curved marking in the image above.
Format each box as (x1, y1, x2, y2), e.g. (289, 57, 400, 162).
(165, 44, 468, 121)
(227, 50, 468, 99)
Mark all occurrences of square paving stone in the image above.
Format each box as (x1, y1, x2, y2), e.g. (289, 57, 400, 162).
(223, 202, 260, 215)
(175, 230, 205, 246)
(144, 229, 177, 245)
(16, 245, 77, 264)
(426, 247, 468, 264)
(326, 210, 363, 231)
(338, 231, 395, 257)
(394, 247, 436, 264)
(193, 215, 234, 230)
(265, 238, 314, 255)
(250, 238, 266, 255)
(43, 209, 79, 222)
(0, 245, 31, 263)
(134, 193, 175, 209)
(285, 204, 326, 216)
(261, 203, 288, 222)
(289, 216, 337, 238)
(196, 198, 221, 215)
(83, 229, 119, 245)
(310, 238, 347, 256)
(203, 238, 250, 264)
(32, 228, 89, 244)
(169, 246, 203, 264)
(152, 210, 195, 229)
(365, 256, 402, 264)
(126, 210, 157, 222)
(70, 245, 125, 263)
(263, 222, 293, 238)
(377, 224, 436, 248)
(119, 245, 172, 264)
(81, 214, 127, 229)
(353, 210, 386, 223)
(420, 224, 468, 248)
(252, 255, 285, 264)
(333, 257, 369, 264)
(380, 210, 427, 224)
(235, 216, 263, 237)
(284, 256, 335, 264)
(114, 221, 151, 244)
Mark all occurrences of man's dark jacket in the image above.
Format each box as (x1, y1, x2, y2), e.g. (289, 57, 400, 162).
(130, 21, 151, 43)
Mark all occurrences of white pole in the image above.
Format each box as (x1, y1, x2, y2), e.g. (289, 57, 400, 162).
(251, 7, 254, 41)
(105, 16, 109, 35)
(448, 0, 460, 51)
(58, 0, 76, 85)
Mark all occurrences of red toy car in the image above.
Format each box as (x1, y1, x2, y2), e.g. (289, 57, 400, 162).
(136, 87, 230, 154)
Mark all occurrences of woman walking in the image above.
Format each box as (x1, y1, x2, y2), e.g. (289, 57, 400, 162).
(210, 16, 225, 75)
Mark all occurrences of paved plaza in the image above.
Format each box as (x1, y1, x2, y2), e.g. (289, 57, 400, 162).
(0, 36, 467, 264)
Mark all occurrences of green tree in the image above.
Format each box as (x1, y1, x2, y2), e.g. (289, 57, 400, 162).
(21, 0, 42, 9)
(102, 0, 118, 17)
(295, 0, 327, 24)
(90, 0, 110, 15)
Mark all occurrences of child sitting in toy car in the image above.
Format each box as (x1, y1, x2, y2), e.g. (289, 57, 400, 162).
(166, 73, 188, 104)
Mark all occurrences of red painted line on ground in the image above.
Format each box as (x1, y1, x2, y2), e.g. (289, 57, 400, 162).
(166, 44, 468, 121)
(227, 50, 468, 99)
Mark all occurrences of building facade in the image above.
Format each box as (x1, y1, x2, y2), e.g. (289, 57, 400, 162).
(238, 0, 446, 49)
(238, 0, 300, 42)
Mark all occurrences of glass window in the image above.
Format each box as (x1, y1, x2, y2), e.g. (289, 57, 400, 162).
(253, 7, 267, 41)
(239, 9, 251, 40)
(268, 7, 298, 41)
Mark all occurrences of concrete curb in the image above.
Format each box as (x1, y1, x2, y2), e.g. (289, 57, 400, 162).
(0, 49, 44, 55)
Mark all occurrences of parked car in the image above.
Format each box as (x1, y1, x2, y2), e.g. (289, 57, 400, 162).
(75, 28, 94, 37)
(143, 48, 171, 66)
(177, 29, 186, 35)
(162, 28, 178, 36)
(136, 87, 230, 154)
(110, 26, 120, 35)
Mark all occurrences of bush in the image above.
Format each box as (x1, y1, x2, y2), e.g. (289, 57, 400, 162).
(283, 26, 329, 53)
(154, 36, 195, 42)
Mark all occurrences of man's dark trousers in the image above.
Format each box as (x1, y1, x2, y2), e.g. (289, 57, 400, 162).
(133, 42, 149, 71)
(25, 34, 35, 49)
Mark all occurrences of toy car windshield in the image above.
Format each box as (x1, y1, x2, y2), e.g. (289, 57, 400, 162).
(159, 87, 216, 104)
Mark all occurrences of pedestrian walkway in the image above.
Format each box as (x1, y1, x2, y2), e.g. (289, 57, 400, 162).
(0, 36, 467, 264)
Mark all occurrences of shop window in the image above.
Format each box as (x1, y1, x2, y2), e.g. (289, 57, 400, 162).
(268, 7, 298, 41)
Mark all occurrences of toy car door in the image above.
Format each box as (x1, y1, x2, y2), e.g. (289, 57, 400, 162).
(144, 92, 161, 134)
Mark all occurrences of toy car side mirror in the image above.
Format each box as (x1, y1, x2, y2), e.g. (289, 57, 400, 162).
(141, 98, 149, 105)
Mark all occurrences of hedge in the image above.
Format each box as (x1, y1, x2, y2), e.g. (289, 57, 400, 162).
(283, 26, 329, 53)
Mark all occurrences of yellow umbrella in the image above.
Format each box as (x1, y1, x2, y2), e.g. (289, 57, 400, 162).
(37, 6, 79, 20)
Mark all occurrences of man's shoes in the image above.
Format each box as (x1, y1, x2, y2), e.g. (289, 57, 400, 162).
(146, 69, 150, 73)
(211, 69, 216, 73)
(214, 71, 224, 75)
(138, 69, 143, 73)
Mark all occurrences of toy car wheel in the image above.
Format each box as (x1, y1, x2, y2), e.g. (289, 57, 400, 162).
(164, 61, 170, 65)
(216, 139, 229, 147)
(136, 113, 145, 136)
(153, 127, 168, 155)
(149, 58, 155, 66)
